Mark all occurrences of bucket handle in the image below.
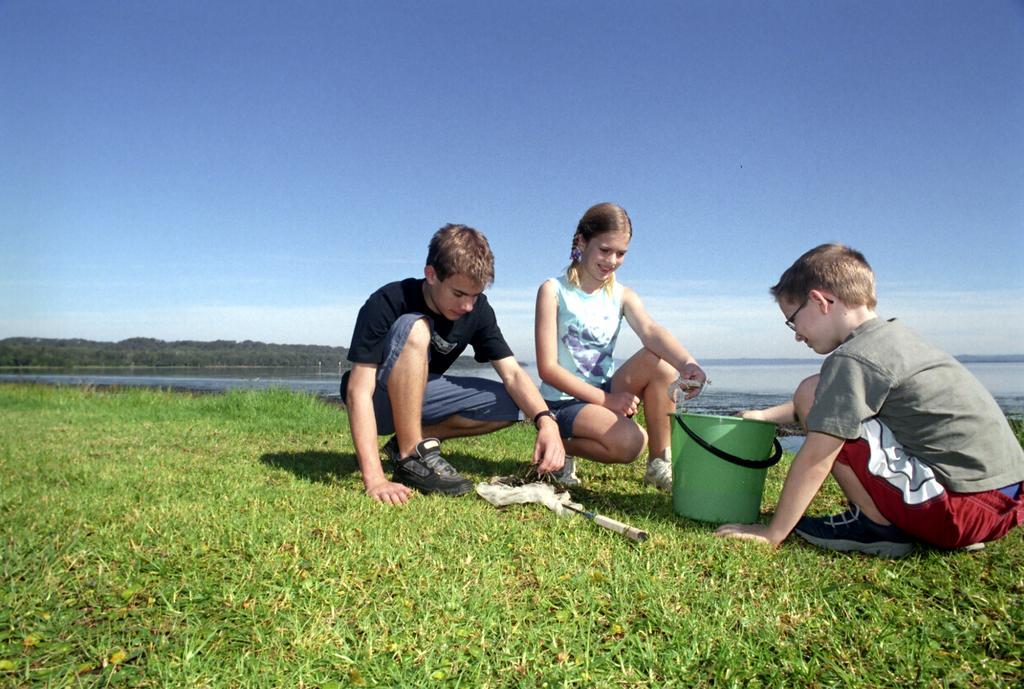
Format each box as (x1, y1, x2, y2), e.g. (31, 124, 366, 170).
(677, 416, 783, 470)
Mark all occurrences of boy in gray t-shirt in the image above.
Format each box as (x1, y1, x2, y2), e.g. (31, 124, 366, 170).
(715, 244, 1024, 558)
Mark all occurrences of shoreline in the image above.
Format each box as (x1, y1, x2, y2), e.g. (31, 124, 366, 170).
(4, 379, 1020, 435)
(3, 353, 1023, 371)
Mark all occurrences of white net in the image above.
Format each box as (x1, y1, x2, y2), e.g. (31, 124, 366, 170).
(475, 475, 650, 542)
(474, 477, 574, 516)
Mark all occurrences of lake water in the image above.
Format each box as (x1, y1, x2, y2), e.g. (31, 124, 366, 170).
(2, 361, 1022, 418)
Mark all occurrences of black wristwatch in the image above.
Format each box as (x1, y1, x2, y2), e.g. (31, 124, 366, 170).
(533, 410, 556, 430)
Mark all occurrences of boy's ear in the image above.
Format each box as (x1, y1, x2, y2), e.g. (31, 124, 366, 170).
(424, 265, 438, 285)
(809, 289, 836, 311)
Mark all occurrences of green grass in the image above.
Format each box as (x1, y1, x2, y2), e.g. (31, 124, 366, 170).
(1, 384, 1022, 688)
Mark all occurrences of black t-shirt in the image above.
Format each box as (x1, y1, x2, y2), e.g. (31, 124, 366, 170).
(347, 278, 514, 375)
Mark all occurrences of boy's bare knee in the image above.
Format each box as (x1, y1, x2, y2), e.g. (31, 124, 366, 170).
(793, 375, 820, 423)
(389, 318, 431, 385)
(403, 317, 432, 352)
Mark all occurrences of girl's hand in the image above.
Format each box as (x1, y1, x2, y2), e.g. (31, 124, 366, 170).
(677, 363, 708, 400)
(603, 391, 640, 417)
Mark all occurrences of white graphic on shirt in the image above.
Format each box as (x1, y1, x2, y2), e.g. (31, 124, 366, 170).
(563, 321, 615, 379)
(430, 331, 457, 355)
(861, 418, 945, 505)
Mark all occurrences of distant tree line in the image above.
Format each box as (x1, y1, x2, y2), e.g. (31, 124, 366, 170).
(0, 337, 351, 368)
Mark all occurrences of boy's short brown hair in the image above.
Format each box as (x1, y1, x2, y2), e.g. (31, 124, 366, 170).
(772, 243, 877, 308)
(427, 224, 495, 287)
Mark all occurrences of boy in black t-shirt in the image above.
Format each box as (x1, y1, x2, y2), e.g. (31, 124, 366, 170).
(341, 224, 564, 504)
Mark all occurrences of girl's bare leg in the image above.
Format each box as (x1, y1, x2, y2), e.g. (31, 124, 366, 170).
(563, 404, 646, 464)
(611, 348, 677, 459)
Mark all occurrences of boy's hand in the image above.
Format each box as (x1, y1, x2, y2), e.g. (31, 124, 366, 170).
(533, 422, 566, 474)
(603, 391, 640, 416)
(713, 522, 784, 547)
(735, 400, 797, 425)
(365, 477, 414, 505)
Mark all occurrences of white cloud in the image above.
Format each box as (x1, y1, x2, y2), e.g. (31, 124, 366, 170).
(486, 285, 1024, 360)
(2, 285, 1020, 361)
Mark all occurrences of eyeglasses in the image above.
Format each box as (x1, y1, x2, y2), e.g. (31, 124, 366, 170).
(785, 297, 834, 331)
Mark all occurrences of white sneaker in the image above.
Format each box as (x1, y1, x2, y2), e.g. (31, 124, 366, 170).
(549, 455, 581, 488)
(643, 457, 673, 492)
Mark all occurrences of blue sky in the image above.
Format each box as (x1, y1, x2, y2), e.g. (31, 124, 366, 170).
(2, 0, 1022, 360)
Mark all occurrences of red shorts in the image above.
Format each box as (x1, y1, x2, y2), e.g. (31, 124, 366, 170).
(836, 419, 1024, 549)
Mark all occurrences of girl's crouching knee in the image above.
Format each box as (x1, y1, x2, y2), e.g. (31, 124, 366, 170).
(611, 425, 647, 464)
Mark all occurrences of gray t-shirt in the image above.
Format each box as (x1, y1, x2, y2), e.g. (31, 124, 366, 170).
(806, 318, 1024, 492)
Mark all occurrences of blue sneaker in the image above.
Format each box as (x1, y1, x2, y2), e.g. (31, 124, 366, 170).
(793, 505, 916, 558)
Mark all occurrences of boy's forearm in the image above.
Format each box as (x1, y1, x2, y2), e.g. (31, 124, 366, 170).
(346, 392, 388, 488)
(764, 433, 845, 543)
(493, 357, 566, 472)
(743, 401, 797, 425)
(493, 357, 550, 417)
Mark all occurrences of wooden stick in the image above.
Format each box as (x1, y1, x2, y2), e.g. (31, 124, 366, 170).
(563, 503, 648, 542)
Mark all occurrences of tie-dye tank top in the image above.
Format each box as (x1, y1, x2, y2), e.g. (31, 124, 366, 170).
(540, 275, 625, 402)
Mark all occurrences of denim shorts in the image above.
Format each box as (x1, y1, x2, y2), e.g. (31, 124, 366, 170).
(340, 313, 521, 435)
(545, 380, 613, 439)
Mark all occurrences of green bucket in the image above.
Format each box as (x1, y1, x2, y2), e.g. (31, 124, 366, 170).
(670, 413, 782, 524)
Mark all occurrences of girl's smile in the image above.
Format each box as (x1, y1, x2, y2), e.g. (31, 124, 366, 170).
(578, 230, 630, 291)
